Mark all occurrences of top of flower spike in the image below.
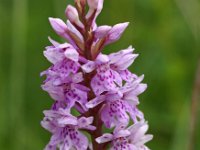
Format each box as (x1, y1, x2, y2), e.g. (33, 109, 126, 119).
(48, 0, 129, 60)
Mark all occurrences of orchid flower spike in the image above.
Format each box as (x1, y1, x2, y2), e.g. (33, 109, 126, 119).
(41, 0, 152, 150)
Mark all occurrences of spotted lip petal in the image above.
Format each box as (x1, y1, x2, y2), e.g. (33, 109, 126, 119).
(78, 117, 96, 130)
(91, 68, 120, 95)
(41, 108, 95, 150)
(90, 74, 147, 127)
(65, 83, 89, 111)
(89, 54, 123, 95)
(101, 100, 131, 128)
(41, 59, 80, 85)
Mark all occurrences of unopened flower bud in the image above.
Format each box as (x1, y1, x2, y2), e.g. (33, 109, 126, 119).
(66, 5, 84, 28)
(94, 25, 112, 39)
(86, 0, 104, 27)
(105, 22, 129, 45)
(49, 17, 67, 35)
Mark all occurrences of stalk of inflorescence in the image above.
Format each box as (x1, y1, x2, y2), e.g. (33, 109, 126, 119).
(41, 0, 153, 150)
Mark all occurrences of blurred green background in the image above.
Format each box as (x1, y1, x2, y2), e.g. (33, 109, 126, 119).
(0, 0, 200, 149)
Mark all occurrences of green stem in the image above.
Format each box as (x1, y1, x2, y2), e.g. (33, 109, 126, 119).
(188, 59, 200, 150)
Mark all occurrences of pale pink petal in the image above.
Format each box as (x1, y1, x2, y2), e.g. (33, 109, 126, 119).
(95, 133, 113, 143)
(78, 117, 96, 131)
(81, 61, 96, 73)
(111, 70, 122, 87)
(43, 48, 64, 64)
(65, 5, 84, 28)
(109, 46, 134, 64)
(94, 25, 112, 39)
(49, 17, 68, 36)
(86, 95, 105, 108)
(127, 122, 153, 147)
(115, 54, 138, 70)
(105, 22, 129, 45)
(57, 116, 78, 127)
(86, 0, 104, 18)
(41, 81, 65, 101)
(134, 84, 147, 96)
(96, 53, 109, 63)
(71, 72, 84, 83)
(114, 129, 130, 139)
(134, 135, 153, 147)
(67, 20, 84, 43)
(64, 48, 79, 62)
(49, 18, 77, 47)
(48, 37, 60, 47)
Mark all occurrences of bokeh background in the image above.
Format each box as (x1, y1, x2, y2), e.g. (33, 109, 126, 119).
(0, 0, 200, 149)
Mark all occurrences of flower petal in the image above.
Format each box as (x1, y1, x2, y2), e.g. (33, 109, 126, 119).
(49, 17, 67, 35)
(96, 133, 113, 143)
(115, 54, 138, 70)
(105, 22, 129, 45)
(94, 25, 112, 39)
(96, 53, 109, 63)
(86, 0, 104, 23)
(114, 129, 130, 139)
(81, 61, 96, 73)
(48, 37, 60, 47)
(78, 117, 96, 131)
(72, 72, 84, 83)
(109, 46, 134, 64)
(43, 48, 64, 64)
(65, 5, 84, 28)
(86, 95, 105, 108)
(64, 47, 79, 62)
(67, 20, 84, 43)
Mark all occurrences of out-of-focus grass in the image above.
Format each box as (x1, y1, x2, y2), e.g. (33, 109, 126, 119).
(0, 0, 200, 150)
(8, 0, 28, 149)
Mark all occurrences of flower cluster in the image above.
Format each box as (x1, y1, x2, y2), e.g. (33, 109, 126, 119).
(41, 0, 152, 149)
